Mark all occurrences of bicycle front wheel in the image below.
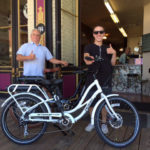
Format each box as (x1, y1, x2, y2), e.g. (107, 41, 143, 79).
(1, 94, 47, 145)
(94, 96, 140, 148)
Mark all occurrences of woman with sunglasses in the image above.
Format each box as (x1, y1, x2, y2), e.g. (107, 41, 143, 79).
(84, 25, 116, 134)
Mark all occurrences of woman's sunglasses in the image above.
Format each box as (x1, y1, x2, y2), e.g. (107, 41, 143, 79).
(93, 30, 105, 34)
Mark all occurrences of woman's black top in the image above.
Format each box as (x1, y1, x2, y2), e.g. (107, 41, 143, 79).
(84, 43, 113, 87)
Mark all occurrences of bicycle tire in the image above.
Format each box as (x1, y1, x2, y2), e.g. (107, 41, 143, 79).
(1, 94, 47, 145)
(94, 96, 140, 148)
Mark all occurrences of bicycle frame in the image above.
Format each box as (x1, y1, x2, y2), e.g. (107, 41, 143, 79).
(64, 78, 119, 124)
(1, 78, 119, 125)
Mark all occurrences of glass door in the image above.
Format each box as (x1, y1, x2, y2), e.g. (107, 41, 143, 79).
(17, 0, 28, 77)
(0, 0, 12, 93)
(0, 0, 28, 93)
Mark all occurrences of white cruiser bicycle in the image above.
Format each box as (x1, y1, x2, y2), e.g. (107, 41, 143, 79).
(0, 57, 140, 148)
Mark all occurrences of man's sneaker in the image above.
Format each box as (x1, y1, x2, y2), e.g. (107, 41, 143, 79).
(85, 123, 94, 132)
(101, 124, 108, 134)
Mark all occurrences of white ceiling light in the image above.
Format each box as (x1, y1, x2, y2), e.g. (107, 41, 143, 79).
(119, 48, 123, 52)
(110, 13, 120, 23)
(104, 0, 127, 37)
(119, 27, 128, 37)
(104, 0, 119, 24)
(104, 0, 114, 14)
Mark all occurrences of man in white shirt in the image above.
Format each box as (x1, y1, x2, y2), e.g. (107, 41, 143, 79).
(16, 29, 68, 76)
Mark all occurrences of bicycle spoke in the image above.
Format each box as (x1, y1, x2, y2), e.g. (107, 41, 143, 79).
(1, 94, 47, 144)
(94, 97, 140, 148)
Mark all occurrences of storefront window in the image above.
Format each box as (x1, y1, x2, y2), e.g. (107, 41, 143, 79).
(0, 0, 28, 67)
(0, 0, 12, 66)
(18, 0, 28, 47)
(18, 0, 28, 68)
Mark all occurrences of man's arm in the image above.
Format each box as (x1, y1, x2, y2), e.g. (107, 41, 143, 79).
(84, 53, 94, 65)
(16, 51, 36, 61)
(49, 58, 68, 66)
(111, 52, 116, 66)
(107, 44, 116, 66)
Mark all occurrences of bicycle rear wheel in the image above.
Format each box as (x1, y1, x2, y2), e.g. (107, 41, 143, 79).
(94, 96, 140, 148)
(1, 94, 47, 145)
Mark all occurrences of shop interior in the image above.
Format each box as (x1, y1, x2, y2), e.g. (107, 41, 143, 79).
(81, 0, 143, 60)
(80, 0, 150, 104)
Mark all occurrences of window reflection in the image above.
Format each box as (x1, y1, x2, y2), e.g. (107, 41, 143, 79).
(19, 0, 28, 47)
(0, 28, 11, 66)
(19, 0, 28, 68)
(0, 0, 11, 66)
(20, 26, 28, 45)
(19, 0, 28, 45)
(0, 0, 28, 67)
(0, 0, 11, 27)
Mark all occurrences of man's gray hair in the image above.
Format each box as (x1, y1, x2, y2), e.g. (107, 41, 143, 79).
(31, 28, 41, 35)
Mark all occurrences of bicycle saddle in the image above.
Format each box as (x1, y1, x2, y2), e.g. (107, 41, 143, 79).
(17, 76, 62, 86)
(49, 78, 63, 85)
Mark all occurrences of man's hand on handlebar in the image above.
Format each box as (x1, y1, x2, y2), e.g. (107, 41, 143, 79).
(84, 54, 95, 65)
(44, 67, 60, 73)
(84, 55, 104, 64)
(61, 60, 68, 67)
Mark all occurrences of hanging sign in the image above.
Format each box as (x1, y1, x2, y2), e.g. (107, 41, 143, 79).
(36, 23, 45, 34)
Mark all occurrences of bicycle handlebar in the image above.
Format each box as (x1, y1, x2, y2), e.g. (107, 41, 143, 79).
(84, 55, 104, 62)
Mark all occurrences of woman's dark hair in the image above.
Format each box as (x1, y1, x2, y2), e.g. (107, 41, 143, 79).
(93, 25, 105, 32)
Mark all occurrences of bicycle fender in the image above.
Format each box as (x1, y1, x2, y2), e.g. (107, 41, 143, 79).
(1, 96, 12, 108)
(1, 92, 50, 112)
(1, 92, 40, 108)
(91, 94, 119, 126)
